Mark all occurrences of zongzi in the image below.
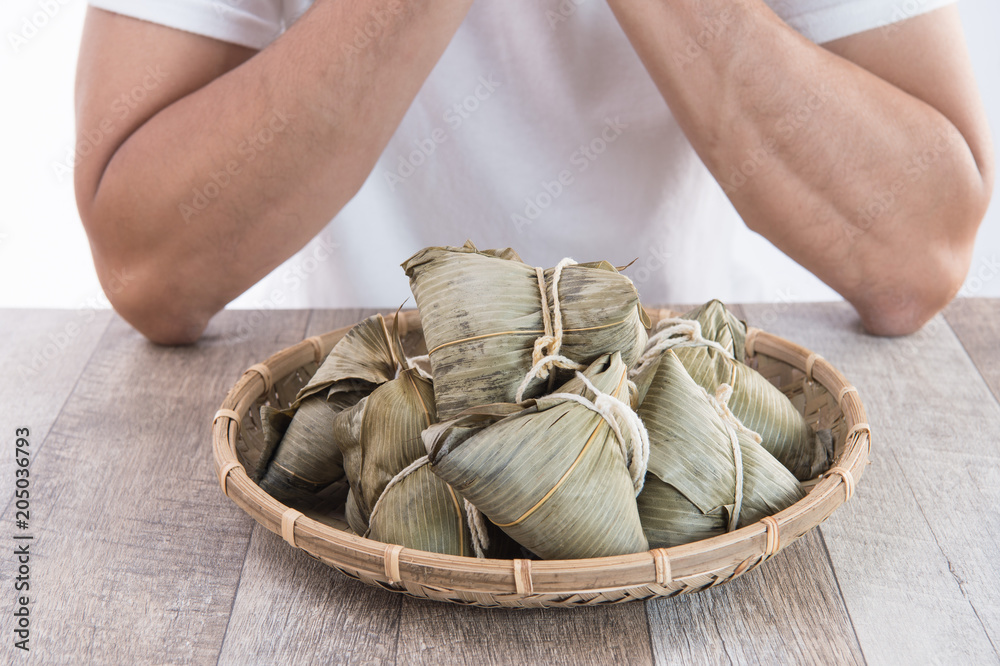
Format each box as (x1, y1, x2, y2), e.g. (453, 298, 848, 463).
(424, 353, 649, 559)
(402, 241, 649, 418)
(634, 349, 804, 547)
(635, 300, 828, 480)
(256, 314, 405, 505)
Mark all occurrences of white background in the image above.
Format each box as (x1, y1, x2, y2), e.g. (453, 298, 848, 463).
(1, 0, 997, 310)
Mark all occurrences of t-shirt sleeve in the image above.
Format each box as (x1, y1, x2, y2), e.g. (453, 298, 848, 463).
(765, 0, 958, 44)
(88, 0, 285, 50)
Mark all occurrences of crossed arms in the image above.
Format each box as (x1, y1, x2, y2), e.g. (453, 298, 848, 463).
(74, 0, 993, 344)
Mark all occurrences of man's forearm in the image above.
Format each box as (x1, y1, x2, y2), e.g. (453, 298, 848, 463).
(606, 0, 993, 334)
(77, 0, 472, 343)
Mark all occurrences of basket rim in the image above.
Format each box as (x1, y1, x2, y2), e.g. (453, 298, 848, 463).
(212, 308, 870, 598)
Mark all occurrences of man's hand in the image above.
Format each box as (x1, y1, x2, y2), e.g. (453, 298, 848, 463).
(606, 1, 994, 335)
(75, 1, 473, 344)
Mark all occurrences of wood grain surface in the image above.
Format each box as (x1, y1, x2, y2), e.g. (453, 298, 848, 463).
(0, 309, 111, 504)
(646, 530, 863, 666)
(743, 301, 1000, 666)
(945, 298, 1000, 404)
(394, 594, 652, 665)
(2, 300, 998, 665)
(643, 303, 863, 666)
(218, 308, 406, 666)
(0, 311, 309, 664)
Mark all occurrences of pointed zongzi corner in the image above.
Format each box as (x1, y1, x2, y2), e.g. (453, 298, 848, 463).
(255, 399, 349, 503)
(681, 299, 748, 360)
(256, 404, 293, 481)
(333, 368, 436, 526)
(634, 350, 804, 548)
(425, 353, 649, 560)
(332, 368, 488, 556)
(256, 314, 404, 506)
(295, 313, 402, 406)
(401, 241, 648, 418)
(639, 300, 828, 480)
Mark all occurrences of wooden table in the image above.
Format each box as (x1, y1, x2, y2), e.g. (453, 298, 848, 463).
(2, 300, 998, 665)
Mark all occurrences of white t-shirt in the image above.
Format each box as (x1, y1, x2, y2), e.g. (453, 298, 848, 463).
(89, 0, 956, 309)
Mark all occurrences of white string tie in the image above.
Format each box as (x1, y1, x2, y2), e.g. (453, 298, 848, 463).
(702, 384, 760, 532)
(549, 372, 650, 495)
(515, 259, 586, 402)
(630, 317, 734, 378)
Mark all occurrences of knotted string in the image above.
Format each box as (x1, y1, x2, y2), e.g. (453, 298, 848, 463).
(549, 371, 650, 495)
(515, 258, 587, 402)
(630, 317, 734, 378)
(701, 383, 761, 532)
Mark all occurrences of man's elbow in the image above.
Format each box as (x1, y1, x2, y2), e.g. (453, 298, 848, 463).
(854, 242, 973, 338)
(82, 204, 218, 345)
(99, 263, 213, 345)
(131, 312, 209, 346)
(856, 290, 950, 337)
(858, 149, 993, 337)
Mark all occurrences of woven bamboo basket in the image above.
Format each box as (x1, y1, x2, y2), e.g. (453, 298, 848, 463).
(212, 308, 870, 608)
